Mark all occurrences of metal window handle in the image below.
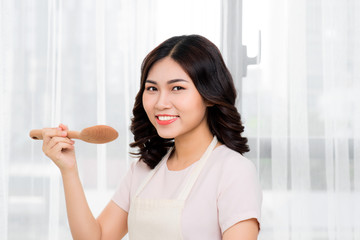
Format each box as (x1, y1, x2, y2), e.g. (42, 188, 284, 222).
(242, 31, 261, 77)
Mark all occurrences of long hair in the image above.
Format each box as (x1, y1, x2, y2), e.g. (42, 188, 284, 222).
(130, 35, 249, 169)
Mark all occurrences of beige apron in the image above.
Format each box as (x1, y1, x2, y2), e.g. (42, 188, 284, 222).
(127, 136, 218, 240)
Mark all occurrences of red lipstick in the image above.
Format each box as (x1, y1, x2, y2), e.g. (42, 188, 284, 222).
(156, 115, 179, 125)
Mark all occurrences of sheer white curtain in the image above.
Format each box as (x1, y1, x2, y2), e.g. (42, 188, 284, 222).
(0, 0, 220, 239)
(3, 0, 359, 239)
(241, 0, 360, 239)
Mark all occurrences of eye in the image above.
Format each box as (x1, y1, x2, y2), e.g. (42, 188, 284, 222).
(172, 86, 185, 91)
(146, 86, 157, 91)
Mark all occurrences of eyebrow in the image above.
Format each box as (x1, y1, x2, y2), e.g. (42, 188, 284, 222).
(145, 79, 189, 84)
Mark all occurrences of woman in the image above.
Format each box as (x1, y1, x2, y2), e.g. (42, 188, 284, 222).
(42, 35, 262, 240)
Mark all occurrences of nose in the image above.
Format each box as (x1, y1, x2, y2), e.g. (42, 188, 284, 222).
(155, 91, 171, 110)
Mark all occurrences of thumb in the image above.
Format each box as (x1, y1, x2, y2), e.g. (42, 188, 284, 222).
(59, 123, 69, 131)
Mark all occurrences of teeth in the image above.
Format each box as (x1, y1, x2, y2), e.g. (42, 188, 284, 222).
(158, 116, 177, 121)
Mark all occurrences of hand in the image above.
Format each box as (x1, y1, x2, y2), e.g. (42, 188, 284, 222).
(42, 123, 77, 173)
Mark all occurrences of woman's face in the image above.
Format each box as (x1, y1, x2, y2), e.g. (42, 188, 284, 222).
(142, 57, 209, 140)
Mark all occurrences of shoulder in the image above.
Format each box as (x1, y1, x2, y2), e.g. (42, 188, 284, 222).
(212, 146, 262, 233)
(131, 159, 152, 174)
(111, 159, 152, 209)
(211, 145, 257, 175)
(119, 159, 153, 190)
(210, 145, 260, 195)
(125, 159, 153, 186)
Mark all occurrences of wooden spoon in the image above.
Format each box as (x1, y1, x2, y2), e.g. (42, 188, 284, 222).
(29, 125, 118, 144)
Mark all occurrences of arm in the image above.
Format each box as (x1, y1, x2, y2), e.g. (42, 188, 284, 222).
(42, 124, 127, 240)
(217, 155, 262, 240)
(97, 201, 128, 239)
(61, 168, 102, 239)
(222, 218, 259, 240)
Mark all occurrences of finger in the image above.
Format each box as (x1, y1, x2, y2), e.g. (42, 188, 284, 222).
(59, 123, 69, 131)
(52, 142, 74, 157)
(47, 136, 75, 151)
(49, 142, 74, 162)
(42, 128, 67, 144)
(43, 137, 74, 156)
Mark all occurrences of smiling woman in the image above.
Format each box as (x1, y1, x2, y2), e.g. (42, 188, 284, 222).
(111, 35, 262, 240)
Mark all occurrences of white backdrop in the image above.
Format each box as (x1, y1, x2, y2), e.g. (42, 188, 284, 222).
(0, 0, 359, 239)
(241, 0, 360, 239)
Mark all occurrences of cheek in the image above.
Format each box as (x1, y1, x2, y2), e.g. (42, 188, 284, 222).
(142, 95, 152, 116)
(195, 103, 208, 120)
(142, 94, 159, 127)
(194, 95, 208, 119)
(183, 95, 208, 119)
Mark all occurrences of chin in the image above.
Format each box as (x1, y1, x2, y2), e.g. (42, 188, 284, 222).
(156, 131, 177, 140)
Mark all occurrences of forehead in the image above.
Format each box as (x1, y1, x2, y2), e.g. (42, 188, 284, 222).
(147, 57, 192, 82)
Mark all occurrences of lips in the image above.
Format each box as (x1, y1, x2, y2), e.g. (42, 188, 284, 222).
(156, 114, 179, 125)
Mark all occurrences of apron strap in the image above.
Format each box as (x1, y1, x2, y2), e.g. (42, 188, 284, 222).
(134, 147, 174, 197)
(177, 136, 218, 201)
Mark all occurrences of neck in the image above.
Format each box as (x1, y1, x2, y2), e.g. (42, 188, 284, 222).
(168, 127, 214, 171)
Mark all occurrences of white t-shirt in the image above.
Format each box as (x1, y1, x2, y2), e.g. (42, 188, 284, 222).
(112, 145, 262, 239)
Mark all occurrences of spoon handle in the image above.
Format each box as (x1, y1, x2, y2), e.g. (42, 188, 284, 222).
(29, 129, 80, 140)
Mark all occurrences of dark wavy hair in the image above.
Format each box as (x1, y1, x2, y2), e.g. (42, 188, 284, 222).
(130, 35, 249, 169)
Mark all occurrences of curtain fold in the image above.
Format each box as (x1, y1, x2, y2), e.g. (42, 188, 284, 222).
(220, 0, 243, 107)
(46, 0, 62, 238)
(354, 3, 360, 240)
(0, 1, 14, 239)
(288, 1, 312, 239)
(322, 0, 357, 239)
